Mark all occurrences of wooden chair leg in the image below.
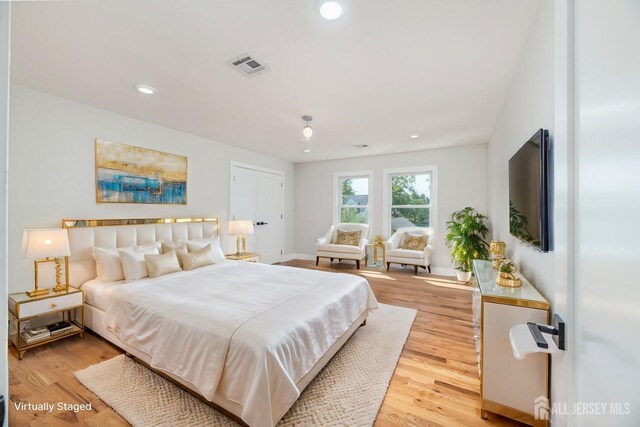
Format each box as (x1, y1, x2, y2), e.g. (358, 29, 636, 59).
(414, 265, 418, 275)
(315, 257, 319, 266)
(356, 259, 360, 269)
(330, 258, 334, 262)
(386, 262, 391, 271)
(428, 265, 431, 273)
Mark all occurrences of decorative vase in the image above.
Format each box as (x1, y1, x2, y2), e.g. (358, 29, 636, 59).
(490, 240, 506, 270)
(495, 259, 522, 287)
(456, 270, 472, 282)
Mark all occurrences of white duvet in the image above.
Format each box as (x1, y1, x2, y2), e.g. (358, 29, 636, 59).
(103, 261, 378, 427)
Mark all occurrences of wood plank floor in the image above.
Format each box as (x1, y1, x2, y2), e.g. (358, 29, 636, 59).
(8, 260, 524, 427)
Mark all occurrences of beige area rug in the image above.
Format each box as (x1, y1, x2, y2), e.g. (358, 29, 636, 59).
(74, 303, 416, 427)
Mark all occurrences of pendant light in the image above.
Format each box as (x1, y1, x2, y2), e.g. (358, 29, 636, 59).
(302, 115, 313, 139)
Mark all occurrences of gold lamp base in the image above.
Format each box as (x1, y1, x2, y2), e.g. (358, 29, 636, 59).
(52, 284, 68, 293)
(26, 288, 50, 297)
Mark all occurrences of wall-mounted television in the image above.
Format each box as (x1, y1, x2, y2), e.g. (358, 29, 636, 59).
(509, 129, 550, 252)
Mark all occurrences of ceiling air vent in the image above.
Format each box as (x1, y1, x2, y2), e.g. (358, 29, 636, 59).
(227, 53, 270, 78)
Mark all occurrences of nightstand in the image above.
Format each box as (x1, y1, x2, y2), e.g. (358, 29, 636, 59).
(8, 286, 84, 360)
(226, 252, 260, 262)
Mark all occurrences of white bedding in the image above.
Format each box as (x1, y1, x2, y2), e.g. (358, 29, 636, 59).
(102, 261, 378, 427)
(81, 278, 124, 310)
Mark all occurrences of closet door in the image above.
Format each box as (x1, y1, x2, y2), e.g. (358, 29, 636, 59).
(231, 163, 283, 264)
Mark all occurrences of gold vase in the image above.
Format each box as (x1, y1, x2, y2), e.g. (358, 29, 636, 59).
(495, 272, 522, 288)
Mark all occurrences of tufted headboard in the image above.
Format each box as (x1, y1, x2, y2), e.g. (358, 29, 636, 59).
(62, 217, 219, 287)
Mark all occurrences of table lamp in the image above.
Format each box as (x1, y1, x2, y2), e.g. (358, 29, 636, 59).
(227, 220, 254, 255)
(21, 228, 71, 296)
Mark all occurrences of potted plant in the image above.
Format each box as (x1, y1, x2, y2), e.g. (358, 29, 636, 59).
(445, 207, 490, 282)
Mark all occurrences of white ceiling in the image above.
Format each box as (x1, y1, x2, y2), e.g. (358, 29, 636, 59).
(11, 0, 538, 163)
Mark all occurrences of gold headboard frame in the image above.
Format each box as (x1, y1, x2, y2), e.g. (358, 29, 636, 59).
(62, 217, 219, 231)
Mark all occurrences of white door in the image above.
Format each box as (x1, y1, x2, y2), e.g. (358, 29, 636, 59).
(230, 164, 284, 264)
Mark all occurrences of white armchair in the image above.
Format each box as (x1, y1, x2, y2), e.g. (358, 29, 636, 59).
(385, 227, 434, 275)
(315, 223, 370, 269)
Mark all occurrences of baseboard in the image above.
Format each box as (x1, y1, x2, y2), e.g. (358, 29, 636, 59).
(283, 254, 457, 277)
(281, 253, 315, 262)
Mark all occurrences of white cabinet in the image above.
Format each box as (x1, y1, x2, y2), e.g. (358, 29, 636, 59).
(472, 260, 549, 427)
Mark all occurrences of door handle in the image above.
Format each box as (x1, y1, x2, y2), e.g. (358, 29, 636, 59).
(255, 222, 269, 226)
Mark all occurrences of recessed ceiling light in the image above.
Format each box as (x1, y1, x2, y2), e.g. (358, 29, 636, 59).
(409, 134, 419, 139)
(319, 1, 343, 20)
(303, 149, 312, 153)
(135, 84, 157, 95)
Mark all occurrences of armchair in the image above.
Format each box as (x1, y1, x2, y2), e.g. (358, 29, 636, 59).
(315, 223, 370, 269)
(385, 227, 434, 275)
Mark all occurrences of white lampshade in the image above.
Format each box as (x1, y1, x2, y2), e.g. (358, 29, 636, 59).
(302, 125, 314, 139)
(21, 229, 71, 259)
(227, 220, 254, 236)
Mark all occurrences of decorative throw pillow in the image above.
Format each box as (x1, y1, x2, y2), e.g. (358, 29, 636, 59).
(161, 241, 188, 267)
(119, 246, 160, 282)
(400, 233, 428, 251)
(335, 229, 362, 246)
(160, 241, 187, 254)
(145, 250, 182, 278)
(187, 237, 226, 262)
(93, 247, 125, 282)
(178, 244, 216, 271)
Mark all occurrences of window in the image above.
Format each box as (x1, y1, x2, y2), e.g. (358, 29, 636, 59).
(383, 167, 436, 235)
(334, 172, 372, 225)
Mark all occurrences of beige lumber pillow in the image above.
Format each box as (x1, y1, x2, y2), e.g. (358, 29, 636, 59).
(400, 233, 428, 251)
(144, 250, 182, 278)
(178, 244, 216, 271)
(335, 229, 362, 246)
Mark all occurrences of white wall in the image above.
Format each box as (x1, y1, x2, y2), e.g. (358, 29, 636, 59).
(487, 1, 578, 424)
(295, 145, 488, 272)
(574, 1, 640, 425)
(487, 0, 555, 301)
(0, 4, 10, 425)
(8, 85, 296, 293)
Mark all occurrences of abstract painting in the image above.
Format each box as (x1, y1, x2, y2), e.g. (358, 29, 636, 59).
(95, 139, 187, 204)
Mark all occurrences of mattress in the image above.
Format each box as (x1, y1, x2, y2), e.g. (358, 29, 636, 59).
(81, 278, 124, 311)
(93, 261, 377, 427)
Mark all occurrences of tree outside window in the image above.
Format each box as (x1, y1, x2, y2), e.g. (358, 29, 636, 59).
(339, 177, 369, 224)
(390, 173, 431, 232)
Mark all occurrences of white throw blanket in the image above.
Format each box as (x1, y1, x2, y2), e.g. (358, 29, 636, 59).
(103, 261, 378, 427)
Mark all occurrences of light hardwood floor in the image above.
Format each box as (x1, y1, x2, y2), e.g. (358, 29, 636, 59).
(8, 260, 524, 427)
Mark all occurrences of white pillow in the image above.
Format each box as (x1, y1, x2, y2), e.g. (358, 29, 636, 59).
(93, 247, 124, 282)
(119, 246, 160, 282)
(187, 237, 225, 262)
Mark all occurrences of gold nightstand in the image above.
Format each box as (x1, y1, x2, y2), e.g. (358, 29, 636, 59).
(8, 286, 84, 360)
(226, 252, 260, 262)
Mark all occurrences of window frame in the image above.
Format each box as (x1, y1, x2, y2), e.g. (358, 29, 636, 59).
(333, 170, 374, 226)
(382, 165, 438, 236)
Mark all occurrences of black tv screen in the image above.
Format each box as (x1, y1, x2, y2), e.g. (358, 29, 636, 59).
(509, 129, 550, 252)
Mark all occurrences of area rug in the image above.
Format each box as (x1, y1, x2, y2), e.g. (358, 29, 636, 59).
(74, 303, 416, 427)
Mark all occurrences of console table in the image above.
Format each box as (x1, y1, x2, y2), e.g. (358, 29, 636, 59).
(472, 260, 550, 427)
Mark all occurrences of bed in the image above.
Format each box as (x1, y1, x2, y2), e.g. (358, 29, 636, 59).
(63, 218, 378, 427)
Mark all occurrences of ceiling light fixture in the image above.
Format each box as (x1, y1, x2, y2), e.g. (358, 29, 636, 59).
(303, 149, 312, 153)
(302, 115, 314, 139)
(319, 1, 343, 20)
(135, 84, 157, 95)
(410, 134, 419, 139)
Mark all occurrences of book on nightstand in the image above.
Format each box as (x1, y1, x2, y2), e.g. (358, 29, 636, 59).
(21, 328, 51, 345)
(47, 321, 73, 337)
